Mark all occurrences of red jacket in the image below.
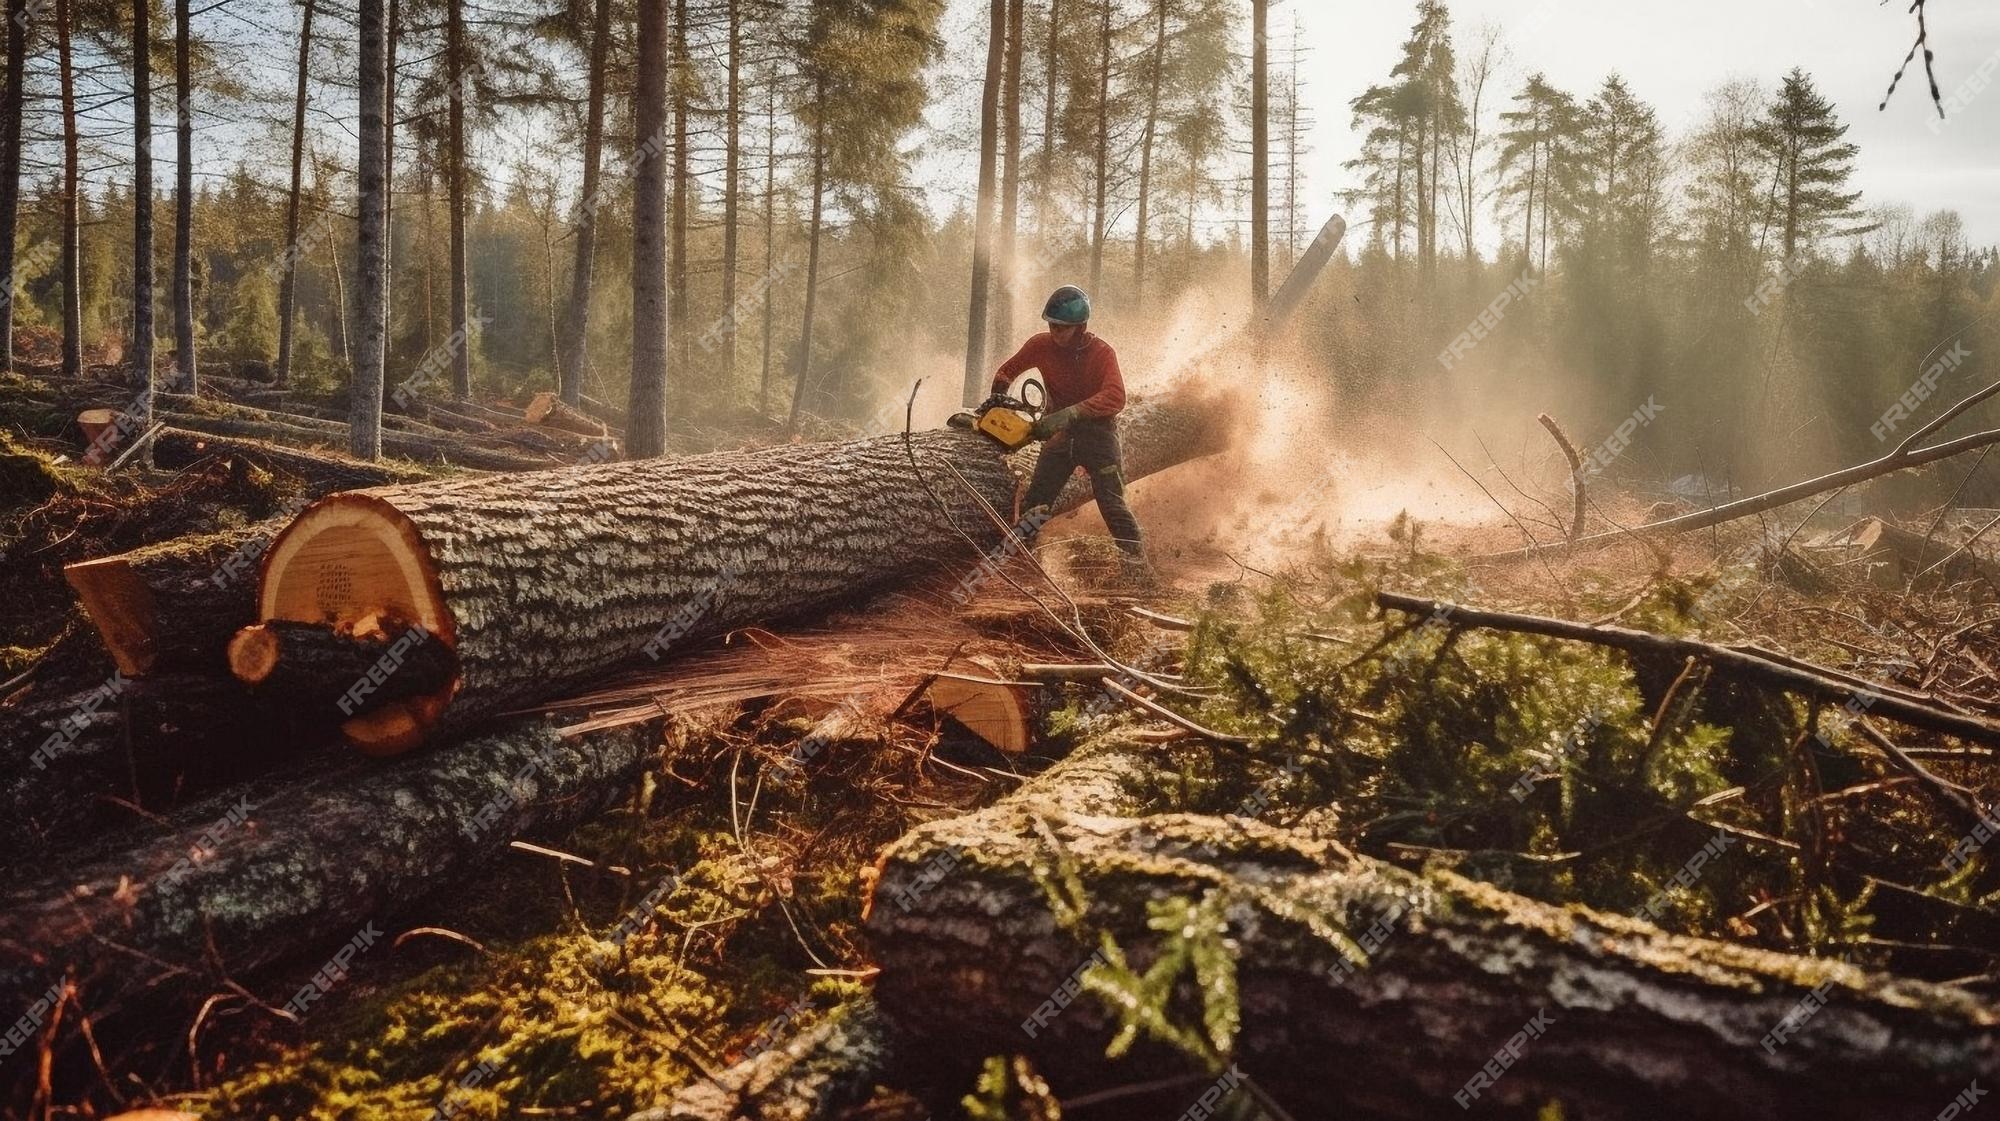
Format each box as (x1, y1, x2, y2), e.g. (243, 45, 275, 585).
(990, 331, 1126, 418)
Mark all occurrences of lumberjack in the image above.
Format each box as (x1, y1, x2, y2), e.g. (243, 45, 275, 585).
(987, 285, 1147, 566)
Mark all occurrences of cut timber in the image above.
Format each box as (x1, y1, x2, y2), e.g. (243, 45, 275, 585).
(923, 672, 1037, 754)
(245, 389, 1228, 751)
(524, 390, 610, 438)
(866, 736, 1999, 1119)
(227, 617, 458, 732)
(0, 716, 661, 1036)
(75, 407, 115, 452)
(64, 521, 286, 676)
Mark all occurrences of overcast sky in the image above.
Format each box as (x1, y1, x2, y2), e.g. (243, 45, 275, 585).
(1281, 0, 2000, 246)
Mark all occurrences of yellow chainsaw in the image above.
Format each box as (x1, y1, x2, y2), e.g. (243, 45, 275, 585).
(948, 380, 1047, 452)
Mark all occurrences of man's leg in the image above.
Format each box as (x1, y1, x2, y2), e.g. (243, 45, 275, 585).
(1020, 435, 1076, 514)
(1070, 421, 1144, 558)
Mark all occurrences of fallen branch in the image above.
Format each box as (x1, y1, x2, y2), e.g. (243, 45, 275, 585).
(1377, 591, 1999, 825)
(1537, 412, 1586, 544)
(1495, 380, 2000, 557)
(1099, 676, 1249, 745)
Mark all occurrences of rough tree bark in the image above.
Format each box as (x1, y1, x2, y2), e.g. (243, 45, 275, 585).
(351, 0, 387, 458)
(669, 0, 690, 376)
(275, 0, 311, 387)
(244, 388, 1229, 752)
(963, 0, 1004, 405)
(628, 0, 669, 457)
(0, 0, 26, 372)
(446, 0, 470, 399)
(990, 0, 1024, 348)
(56, 0, 80, 377)
(173, 0, 196, 392)
(866, 737, 2000, 1120)
(1250, 0, 1269, 325)
(560, 0, 610, 407)
(132, 0, 155, 420)
(787, 85, 826, 435)
(1133, 0, 1164, 310)
(1087, 0, 1109, 295)
(0, 717, 661, 1034)
(719, 0, 741, 394)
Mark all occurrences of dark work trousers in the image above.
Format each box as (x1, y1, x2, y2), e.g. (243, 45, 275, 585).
(1022, 417, 1144, 557)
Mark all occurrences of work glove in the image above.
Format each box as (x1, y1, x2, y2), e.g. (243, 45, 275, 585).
(1031, 405, 1082, 442)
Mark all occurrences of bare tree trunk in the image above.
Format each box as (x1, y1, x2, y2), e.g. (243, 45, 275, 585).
(382, 0, 396, 376)
(558, 0, 609, 406)
(990, 0, 1023, 349)
(627, 0, 669, 458)
(963, 0, 1004, 406)
(1132, 0, 1164, 310)
(132, 0, 155, 420)
(760, 74, 777, 416)
(787, 87, 826, 436)
(275, 0, 313, 387)
(1035, 0, 1059, 245)
(446, 0, 469, 398)
(56, 0, 80, 377)
(0, 0, 28, 373)
(327, 198, 350, 363)
(669, 0, 690, 377)
(351, 0, 387, 460)
(1087, 0, 1109, 296)
(1250, 0, 1269, 323)
(173, 0, 195, 392)
(719, 0, 741, 392)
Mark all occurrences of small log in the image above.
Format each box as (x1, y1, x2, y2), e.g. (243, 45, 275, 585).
(228, 618, 459, 728)
(924, 673, 1038, 755)
(525, 390, 610, 438)
(151, 427, 429, 490)
(1018, 662, 1121, 682)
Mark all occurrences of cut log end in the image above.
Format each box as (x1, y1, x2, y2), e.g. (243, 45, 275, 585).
(924, 673, 1036, 755)
(226, 625, 282, 685)
(63, 556, 160, 676)
(254, 495, 459, 753)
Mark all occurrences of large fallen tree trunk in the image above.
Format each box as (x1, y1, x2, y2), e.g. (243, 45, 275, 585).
(866, 737, 2000, 1119)
(0, 715, 661, 1035)
(236, 389, 1229, 752)
(150, 427, 429, 490)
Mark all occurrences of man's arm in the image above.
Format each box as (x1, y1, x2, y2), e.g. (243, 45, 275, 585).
(990, 335, 1046, 395)
(1075, 345, 1126, 418)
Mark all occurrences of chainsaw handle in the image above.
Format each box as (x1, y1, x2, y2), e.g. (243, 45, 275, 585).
(1015, 378, 1048, 415)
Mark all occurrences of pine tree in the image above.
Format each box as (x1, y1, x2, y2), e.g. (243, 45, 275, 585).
(1752, 67, 1862, 260)
(1496, 73, 1582, 273)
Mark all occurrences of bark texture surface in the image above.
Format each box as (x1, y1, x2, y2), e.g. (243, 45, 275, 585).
(866, 738, 2000, 1119)
(0, 717, 660, 1026)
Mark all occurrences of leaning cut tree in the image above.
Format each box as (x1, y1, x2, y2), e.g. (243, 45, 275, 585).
(225, 389, 1231, 753)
